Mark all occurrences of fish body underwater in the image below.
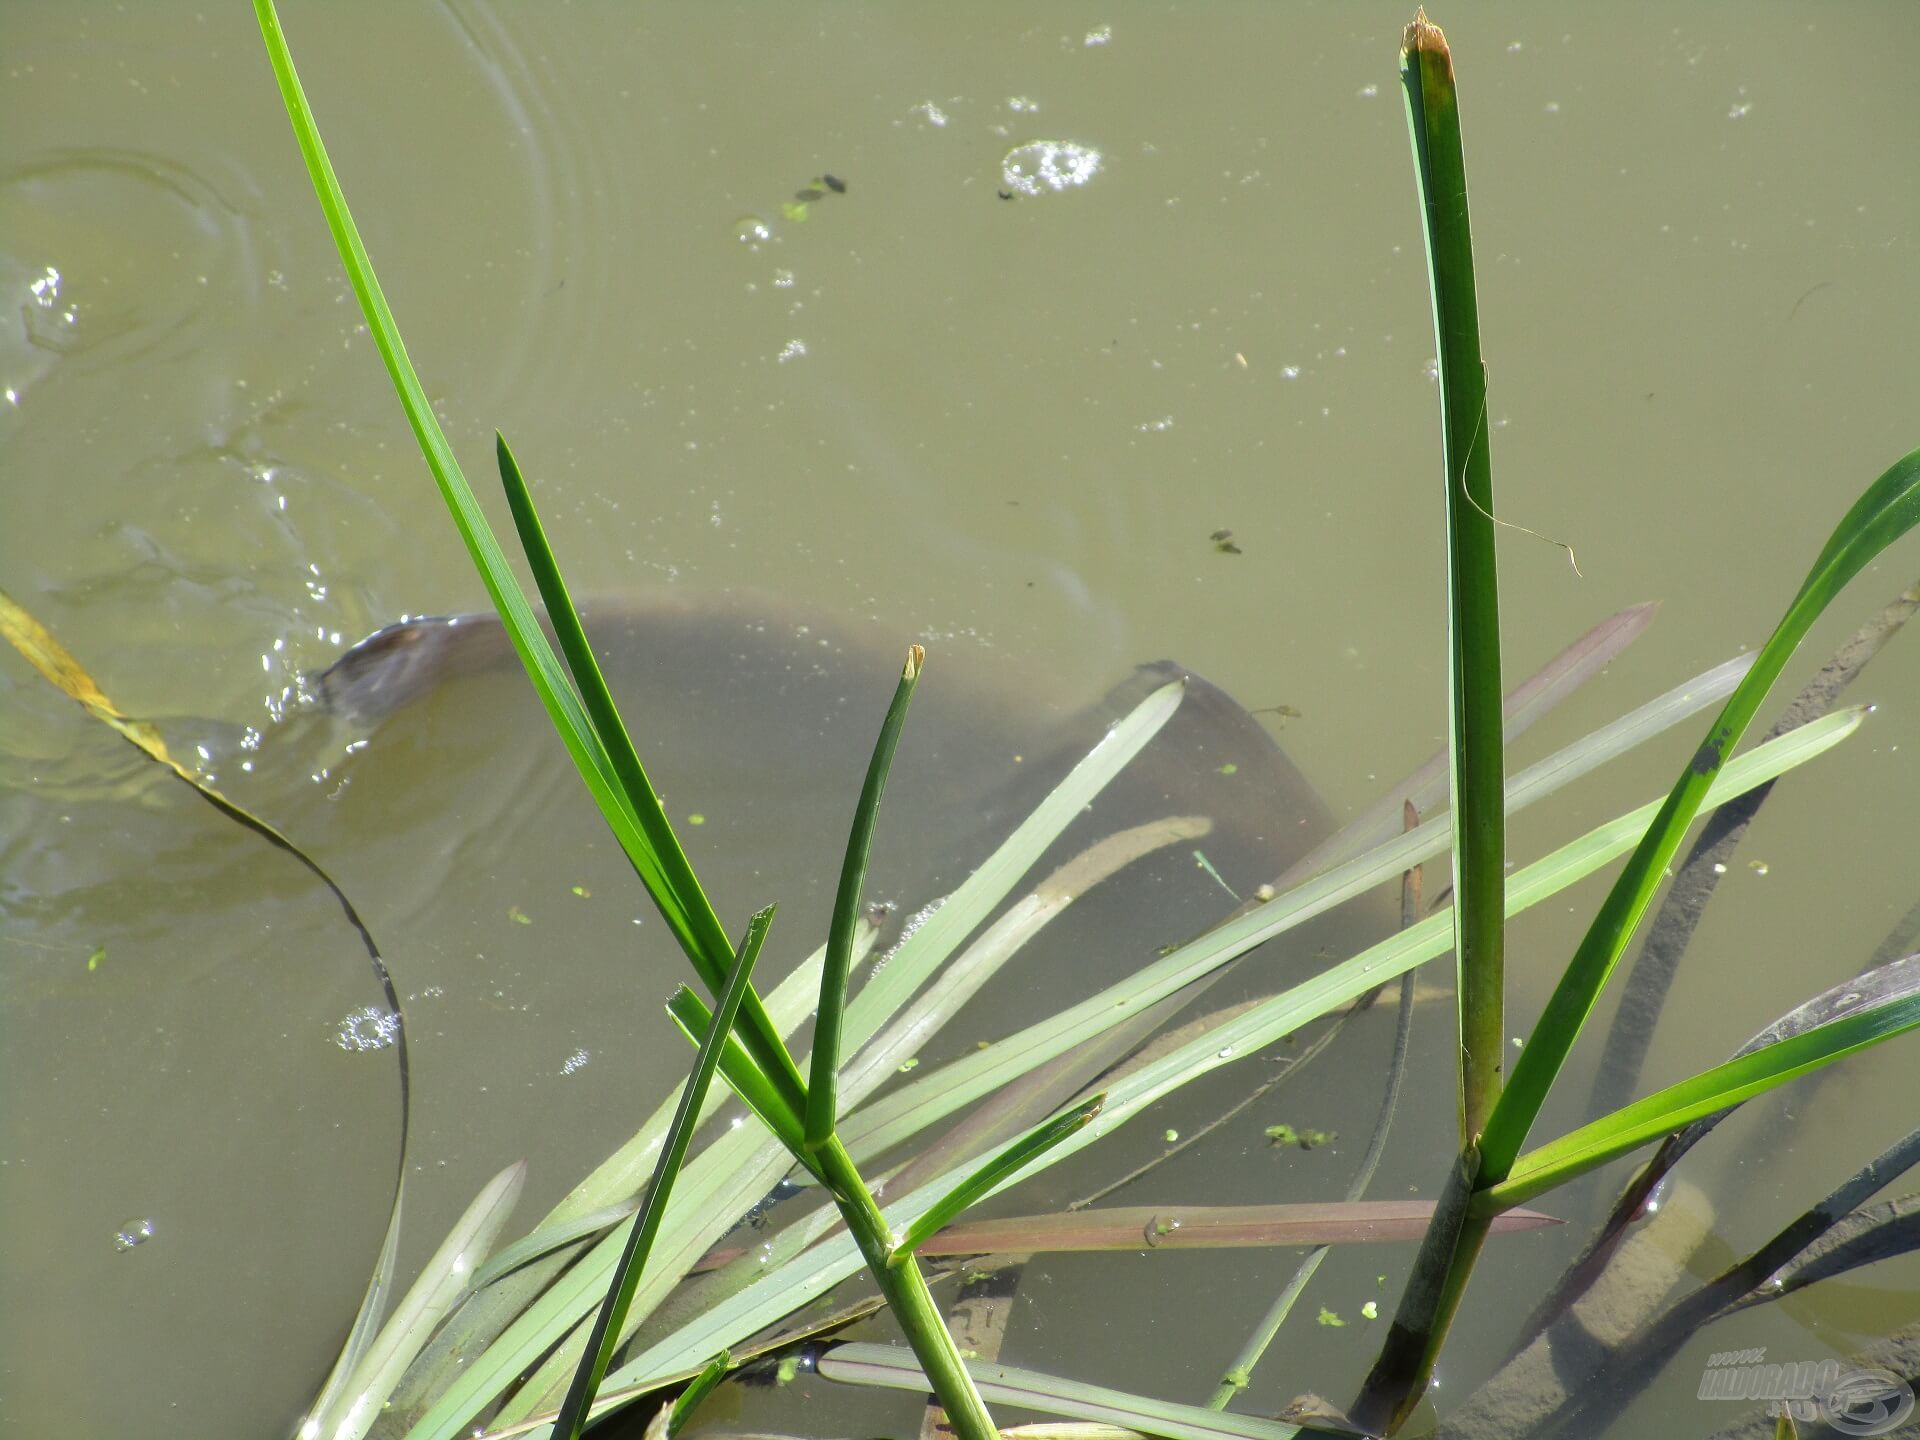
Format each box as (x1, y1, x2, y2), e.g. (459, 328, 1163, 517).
(3, 590, 1395, 1436)
(289, 588, 1390, 1235)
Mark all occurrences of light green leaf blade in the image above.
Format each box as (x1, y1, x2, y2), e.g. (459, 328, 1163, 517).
(817, 1343, 1299, 1440)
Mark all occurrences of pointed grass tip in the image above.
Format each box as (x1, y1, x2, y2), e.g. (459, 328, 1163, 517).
(1404, 8, 1452, 68)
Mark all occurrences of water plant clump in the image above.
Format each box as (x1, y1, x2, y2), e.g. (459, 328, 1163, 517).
(9, 8, 1918, 1439)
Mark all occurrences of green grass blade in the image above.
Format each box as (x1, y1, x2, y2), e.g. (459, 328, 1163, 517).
(667, 984, 816, 1173)
(555, 907, 777, 1440)
(435, 928, 891, 1435)
(253, 3, 610, 829)
(817, 1343, 1300, 1440)
(251, 0, 816, 1125)
(492, 433, 806, 1121)
(838, 675, 1186, 1056)
(1482, 990, 1920, 1213)
(889, 1094, 1105, 1264)
(808, 644, 924, 1149)
(1404, 8, 1504, 1141)
(1481, 444, 1920, 1181)
(667, 1351, 731, 1438)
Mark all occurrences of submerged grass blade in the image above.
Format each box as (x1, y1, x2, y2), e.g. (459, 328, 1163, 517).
(910, 1200, 1554, 1257)
(1279, 602, 1657, 885)
(808, 644, 924, 1149)
(817, 1343, 1300, 1440)
(1481, 442, 1920, 1181)
(555, 908, 776, 1440)
(467, 1202, 638, 1294)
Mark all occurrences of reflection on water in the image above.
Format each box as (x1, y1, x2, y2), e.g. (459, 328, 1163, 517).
(5, 3, 1920, 1438)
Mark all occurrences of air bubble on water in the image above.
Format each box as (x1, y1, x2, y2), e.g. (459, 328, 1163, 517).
(733, 216, 773, 248)
(24, 265, 81, 353)
(113, 1217, 156, 1253)
(561, 1048, 590, 1076)
(1084, 25, 1112, 46)
(910, 101, 949, 128)
(776, 338, 807, 364)
(1357, 83, 1379, 99)
(1008, 96, 1039, 113)
(773, 268, 795, 289)
(1001, 140, 1103, 197)
(1137, 415, 1174, 433)
(333, 1006, 400, 1053)
(1281, 365, 1300, 380)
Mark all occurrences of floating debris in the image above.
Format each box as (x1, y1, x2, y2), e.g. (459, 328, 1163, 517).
(1265, 1122, 1336, 1150)
(1211, 528, 1243, 555)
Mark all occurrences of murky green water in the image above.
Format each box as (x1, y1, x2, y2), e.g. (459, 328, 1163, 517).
(5, 4, 1920, 1437)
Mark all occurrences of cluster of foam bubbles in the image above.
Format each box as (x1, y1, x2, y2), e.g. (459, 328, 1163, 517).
(1000, 140, 1103, 196)
(331, 1006, 401, 1054)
